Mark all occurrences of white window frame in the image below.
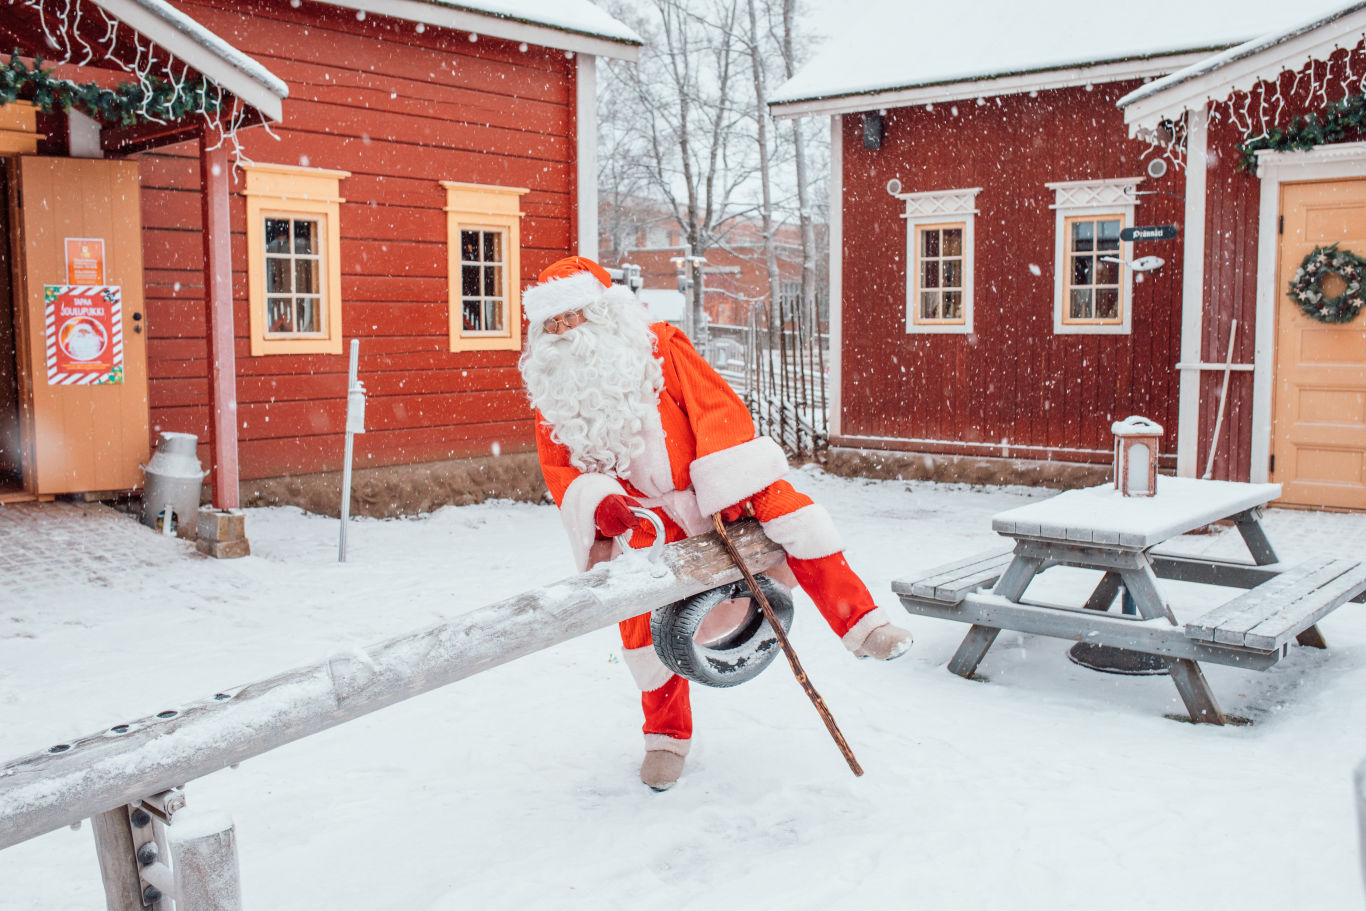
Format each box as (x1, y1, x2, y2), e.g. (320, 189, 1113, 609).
(897, 187, 981, 334)
(1048, 177, 1141, 335)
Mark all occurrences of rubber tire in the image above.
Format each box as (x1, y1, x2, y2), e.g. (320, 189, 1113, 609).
(650, 575, 795, 688)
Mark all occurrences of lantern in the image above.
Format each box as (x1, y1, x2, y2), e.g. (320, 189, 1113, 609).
(1112, 415, 1162, 497)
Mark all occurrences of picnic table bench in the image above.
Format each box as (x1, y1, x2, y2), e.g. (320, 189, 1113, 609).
(893, 478, 1366, 724)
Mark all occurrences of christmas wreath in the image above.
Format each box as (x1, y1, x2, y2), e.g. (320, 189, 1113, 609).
(1287, 243, 1366, 323)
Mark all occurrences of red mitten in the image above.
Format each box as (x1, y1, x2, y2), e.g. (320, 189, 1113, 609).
(718, 501, 748, 524)
(594, 494, 641, 538)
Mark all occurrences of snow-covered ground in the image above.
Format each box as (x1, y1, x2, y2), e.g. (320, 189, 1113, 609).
(2, 469, 1364, 909)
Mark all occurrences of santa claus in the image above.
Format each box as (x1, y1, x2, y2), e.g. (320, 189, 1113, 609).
(520, 256, 913, 790)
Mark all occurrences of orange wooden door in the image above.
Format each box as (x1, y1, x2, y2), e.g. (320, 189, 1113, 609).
(9, 156, 149, 494)
(1273, 178, 1366, 509)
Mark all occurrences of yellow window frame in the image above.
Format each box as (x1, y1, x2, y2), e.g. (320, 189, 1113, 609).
(911, 221, 968, 327)
(243, 163, 349, 356)
(443, 182, 529, 352)
(1060, 213, 1126, 327)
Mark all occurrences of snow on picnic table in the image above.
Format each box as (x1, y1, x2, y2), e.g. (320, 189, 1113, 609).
(1, 469, 1364, 909)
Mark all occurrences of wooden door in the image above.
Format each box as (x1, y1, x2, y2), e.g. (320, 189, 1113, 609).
(9, 156, 149, 495)
(1273, 178, 1366, 509)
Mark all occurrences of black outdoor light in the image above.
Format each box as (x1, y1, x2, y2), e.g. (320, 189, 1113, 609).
(863, 111, 883, 149)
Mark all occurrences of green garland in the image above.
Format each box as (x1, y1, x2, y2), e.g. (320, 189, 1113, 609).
(0, 52, 220, 127)
(1287, 243, 1366, 323)
(1239, 92, 1366, 171)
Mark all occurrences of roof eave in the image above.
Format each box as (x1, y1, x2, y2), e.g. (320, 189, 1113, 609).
(769, 50, 1216, 121)
(317, 0, 642, 61)
(1121, 7, 1366, 132)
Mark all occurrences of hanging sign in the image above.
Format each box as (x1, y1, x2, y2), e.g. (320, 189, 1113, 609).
(1120, 225, 1179, 242)
(44, 285, 123, 385)
(64, 237, 106, 284)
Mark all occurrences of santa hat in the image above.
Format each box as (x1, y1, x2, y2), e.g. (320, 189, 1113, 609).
(523, 256, 616, 325)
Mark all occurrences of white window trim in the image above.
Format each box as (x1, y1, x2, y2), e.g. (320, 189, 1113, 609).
(1048, 177, 1141, 335)
(898, 187, 981, 335)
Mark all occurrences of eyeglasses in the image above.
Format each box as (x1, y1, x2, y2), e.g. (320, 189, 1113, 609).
(543, 310, 587, 334)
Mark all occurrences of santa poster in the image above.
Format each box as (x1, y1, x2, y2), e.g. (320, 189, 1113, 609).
(44, 285, 124, 385)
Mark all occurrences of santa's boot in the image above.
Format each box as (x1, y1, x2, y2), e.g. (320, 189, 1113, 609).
(640, 748, 686, 791)
(851, 622, 914, 661)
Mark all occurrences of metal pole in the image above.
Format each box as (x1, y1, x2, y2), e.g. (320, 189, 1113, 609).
(338, 339, 360, 563)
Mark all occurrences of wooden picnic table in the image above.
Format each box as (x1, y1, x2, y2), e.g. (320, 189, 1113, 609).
(894, 477, 1366, 724)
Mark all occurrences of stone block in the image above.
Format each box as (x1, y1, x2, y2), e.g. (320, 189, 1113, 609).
(195, 509, 250, 559)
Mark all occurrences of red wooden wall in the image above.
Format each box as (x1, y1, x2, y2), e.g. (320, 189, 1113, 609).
(838, 82, 1182, 466)
(138, 0, 577, 480)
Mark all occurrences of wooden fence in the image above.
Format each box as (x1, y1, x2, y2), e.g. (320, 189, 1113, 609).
(708, 320, 829, 460)
(0, 522, 785, 908)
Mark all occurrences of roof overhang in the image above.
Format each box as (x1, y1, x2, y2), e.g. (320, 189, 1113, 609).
(1120, 5, 1366, 133)
(769, 50, 1217, 121)
(317, 0, 642, 62)
(0, 0, 287, 124)
(94, 0, 288, 122)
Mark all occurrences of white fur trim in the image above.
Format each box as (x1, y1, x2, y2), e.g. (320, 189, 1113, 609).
(523, 271, 609, 324)
(760, 504, 843, 560)
(690, 437, 789, 517)
(644, 733, 691, 756)
(841, 607, 891, 653)
(623, 645, 673, 692)
(560, 472, 629, 571)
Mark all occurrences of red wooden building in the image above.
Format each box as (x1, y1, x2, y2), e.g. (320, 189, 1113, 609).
(0, 0, 640, 520)
(771, 1, 1364, 507)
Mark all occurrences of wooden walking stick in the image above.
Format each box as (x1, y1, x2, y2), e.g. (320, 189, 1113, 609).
(711, 513, 864, 777)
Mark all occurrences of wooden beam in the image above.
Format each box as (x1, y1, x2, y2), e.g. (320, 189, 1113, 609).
(0, 521, 784, 849)
(200, 128, 239, 509)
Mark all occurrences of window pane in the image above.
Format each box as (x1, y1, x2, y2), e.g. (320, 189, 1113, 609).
(268, 297, 293, 332)
(921, 229, 940, 258)
(1096, 289, 1119, 319)
(461, 231, 479, 263)
(1071, 221, 1094, 252)
(922, 261, 940, 289)
(461, 264, 479, 297)
(1097, 219, 1121, 251)
(483, 231, 501, 263)
(1071, 255, 1093, 287)
(462, 299, 481, 331)
(266, 257, 291, 293)
(1097, 258, 1119, 285)
(920, 290, 940, 319)
(484, 300, 504, 332)
(943, 259, 962, 289)
(943, 291, 962, 320)
(296, 297, 321, 333)
(294, 259, 319, 294)
(1070, 289, 1092, 319)
(265, 218, 290, 254)
(293, 219, 318, 255)
(943, 229, 962, 257)
(483, 265, 502, 297)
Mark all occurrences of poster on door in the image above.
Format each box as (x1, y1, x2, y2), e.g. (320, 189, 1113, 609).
(44, 285, 123, 385)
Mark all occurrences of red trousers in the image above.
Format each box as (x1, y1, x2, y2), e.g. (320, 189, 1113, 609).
(618, 480, 879, 742)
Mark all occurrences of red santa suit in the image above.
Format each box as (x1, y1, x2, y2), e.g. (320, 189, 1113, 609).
(526, 284, 896, 758)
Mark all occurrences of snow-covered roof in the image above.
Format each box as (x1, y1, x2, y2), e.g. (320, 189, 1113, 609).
(94, 0, 288, 120)
(317, 0, 643, 61)
(770, 0, 1357, 119)
(1120, 3, 1366, 129)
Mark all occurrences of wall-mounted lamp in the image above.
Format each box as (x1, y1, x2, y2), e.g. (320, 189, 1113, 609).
(862, 111, 883, 150)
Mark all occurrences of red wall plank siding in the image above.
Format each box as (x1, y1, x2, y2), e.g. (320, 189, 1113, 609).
(137, 1, 578, 480)
(838, 83, 1182, 465)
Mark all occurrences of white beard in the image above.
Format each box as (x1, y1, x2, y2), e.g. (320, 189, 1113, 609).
(521, 298, 664, 476)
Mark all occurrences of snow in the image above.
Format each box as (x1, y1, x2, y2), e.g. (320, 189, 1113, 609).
(2, 470, 1366, 908)
(396, 0, 643, 45)
(773, 0, 1359, 107)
